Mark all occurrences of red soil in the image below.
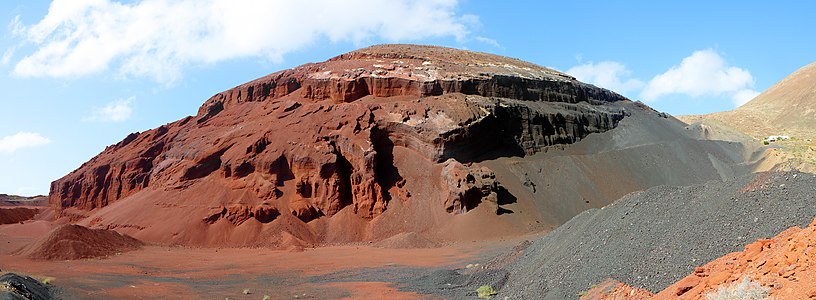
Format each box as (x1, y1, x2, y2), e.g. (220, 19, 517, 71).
(15, 224, 143, 260)
(0, 223, 518, 299)
(0, 207, 39, 224)
(586, 217, 816, 299)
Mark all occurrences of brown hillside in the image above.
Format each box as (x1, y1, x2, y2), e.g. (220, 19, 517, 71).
(680, 62, 816, 139)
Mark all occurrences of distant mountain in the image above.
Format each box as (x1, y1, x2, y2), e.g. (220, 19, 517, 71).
(0, 194, 48, 206)
(681, 62, 816, 138)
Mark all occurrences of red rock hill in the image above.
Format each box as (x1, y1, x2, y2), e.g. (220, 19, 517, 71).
(48, 45, 749, 247)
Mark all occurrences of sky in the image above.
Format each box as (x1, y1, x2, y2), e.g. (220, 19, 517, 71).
(0, 0, 814, 196)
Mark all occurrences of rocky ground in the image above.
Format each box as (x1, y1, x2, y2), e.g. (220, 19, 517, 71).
(389, 171, 816, 299)
(652, 215, 816, 299)
(0, 231, 524, 299)
(0, 272, 56, 300)
(501, 171, 816, 299)
(584, 214, 816, 299)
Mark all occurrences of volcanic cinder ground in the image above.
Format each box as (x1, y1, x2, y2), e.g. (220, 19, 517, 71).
(1, 44, 813, 299)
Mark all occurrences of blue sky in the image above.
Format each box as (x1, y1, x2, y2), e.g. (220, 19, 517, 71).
(0, 0, 814, 195)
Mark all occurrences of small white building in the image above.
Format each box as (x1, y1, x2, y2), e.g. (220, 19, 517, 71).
(766, 135, 791, 143)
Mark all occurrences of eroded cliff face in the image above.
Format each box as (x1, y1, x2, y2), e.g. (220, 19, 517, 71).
(49, 44, 630, 245)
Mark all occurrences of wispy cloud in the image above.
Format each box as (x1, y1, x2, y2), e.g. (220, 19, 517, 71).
(0, 132, 51, 153)
(640, 49, 756, 103)
(7, 15, 24, 35)
(84, 97, 134, 122)
(1, 47, 13, 65)
(10, 0, 477, 84)
(566, 61, 645, 95)
(474, 36, 502, 49)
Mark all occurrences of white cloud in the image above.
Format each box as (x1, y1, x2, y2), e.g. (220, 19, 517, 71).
(732, 89, 760, 106)
(84, 97, 134, 122)
(0, 132, 51, 153)
(10, 0, 477, 84)
(640, 49, 755, 102)
(7, 15, 24, 36)
(474, 36, 502, 48)
(1, 48, 13, 65)
(566, 61, 645, 94)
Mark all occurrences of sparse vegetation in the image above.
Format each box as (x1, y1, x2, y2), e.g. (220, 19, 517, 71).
(576, 284, 595, 297)
(243, 288, 251, 295)
(262, 295, 271, 300)
(705, 278, 771, 300)
(476, 285, 497, 299)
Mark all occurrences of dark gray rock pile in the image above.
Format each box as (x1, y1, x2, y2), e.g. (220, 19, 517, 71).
(500, 171, 816, 299)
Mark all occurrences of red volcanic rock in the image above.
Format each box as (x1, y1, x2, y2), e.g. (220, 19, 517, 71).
(289, 198, 320, 222)
(198, 44, 624, 111)
(16, 224, 143, 260)
(203, 203, 280, 225)
(580, 278, 654, 300)
(48, 44, 629, 246)
(652, 218, 816, 299)
(441, 159, 502, 214)
(587, 218, 816, 300)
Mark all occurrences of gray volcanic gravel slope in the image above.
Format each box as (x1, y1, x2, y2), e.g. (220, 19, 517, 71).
(497, 171, 816, 299)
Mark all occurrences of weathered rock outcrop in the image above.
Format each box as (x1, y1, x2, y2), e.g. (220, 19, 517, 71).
(48, 44, 680, 247)
(441, 159, 503, 214)
(198, 44, 625, 112)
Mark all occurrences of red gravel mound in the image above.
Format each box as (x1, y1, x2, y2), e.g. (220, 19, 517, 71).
(0, 207, 39, 224)
(16, 224, 143, 260)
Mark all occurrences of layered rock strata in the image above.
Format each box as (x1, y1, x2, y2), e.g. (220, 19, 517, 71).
(49, 44, 631, 245)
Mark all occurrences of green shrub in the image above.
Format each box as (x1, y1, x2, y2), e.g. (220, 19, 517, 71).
(476, 285, 497, 299)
